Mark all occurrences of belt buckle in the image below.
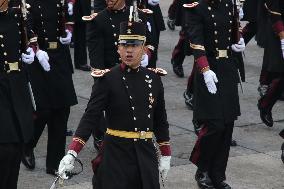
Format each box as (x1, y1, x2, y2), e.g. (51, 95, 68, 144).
(48, 42, 57, 49)
(139, 131, 147, 140)
(217, 50, 228, 59)
(5, 62, 20, 73)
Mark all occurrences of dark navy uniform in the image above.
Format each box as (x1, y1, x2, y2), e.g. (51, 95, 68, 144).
(70, 0, 92, 70)
(169, 0, 193, 78)
(23, 0, 78, 174)
(185, 0, 241, 187)
(69, 65, 170, 189)
(257, 0, 284, 128)
(0, 1, 34, 188)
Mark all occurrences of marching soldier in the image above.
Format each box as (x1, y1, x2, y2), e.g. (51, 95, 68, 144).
(168, 0, 193, 78)
(185, 0, 246, 188)
(0, 0, 34, 188)
(58, 18, 171, 189)
(21, 0, 78, 175)
(67, 0, 92, 71)
(257, 0, 284, 128)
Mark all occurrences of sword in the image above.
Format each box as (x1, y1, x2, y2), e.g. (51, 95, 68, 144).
(49, 175, 60, 189)
(28, 82, 37, 111)
(237, 69, 244, 94)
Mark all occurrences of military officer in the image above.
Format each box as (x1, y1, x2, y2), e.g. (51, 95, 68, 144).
(0, 0, 35, 188)
(86, 0, 154, 70)
(185, 0, 245, 188)
(58, 18, 171, 189)
(67, 0, 92, 71)
(257, 0, 284, 128)
(21, 0, 78, 175)
(168, 0, 194, 78)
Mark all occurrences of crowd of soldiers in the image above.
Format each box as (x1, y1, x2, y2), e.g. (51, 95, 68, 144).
(0, 0, 284, 189)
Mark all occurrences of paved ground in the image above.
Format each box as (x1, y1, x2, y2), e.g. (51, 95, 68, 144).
(18, 1, 284, 188)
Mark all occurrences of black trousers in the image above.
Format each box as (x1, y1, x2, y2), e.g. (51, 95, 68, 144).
(28, 107, 70, 170)
(190, 119, 234, 184)
(259, 74, 284, 111)
(171, 29, 186, 65)
(0, 143, 22, 189)
(73, 21, 88, 68)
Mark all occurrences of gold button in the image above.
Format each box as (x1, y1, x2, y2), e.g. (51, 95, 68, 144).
(226, 4, 228, 6)
(214, 23, 217, 26)
(57, 4, 60, 7)
(112, 25, 115, 28)
(0, 35, 3, 38)
(229, 12, 232, 16)
(45, 38, 48, 41)
(208, 7, 211, 10)
(1, 44, 4, 47)
(4, 52, 7, 56)
(215, 40, 218, 43)
(114, 33, 117, 37)
(211, 15, 214, 18)
(230, 21, 232, 24)
(214, 31, 218, 35)
(115, 42, 117, 45)
(228, 37, 231, 40)
(229, 29, 231, 32)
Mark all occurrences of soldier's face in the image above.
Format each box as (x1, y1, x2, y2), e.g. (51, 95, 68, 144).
(118, 43, 145, 68)
(106, 0, 125, 10)
(0, 0, 8, 12)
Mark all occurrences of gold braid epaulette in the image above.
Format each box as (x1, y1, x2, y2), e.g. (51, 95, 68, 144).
(82, 13, 98, 21)
(91, 69, 111, 78)
(183, 2, 199, 8)
(148, 68, 167, 76)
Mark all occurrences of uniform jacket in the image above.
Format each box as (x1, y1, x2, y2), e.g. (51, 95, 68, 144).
(262, 0, 284, 72)
(87, 6, 153, 69)
(27, 0, 78, 109)
(185, 0, 241, 122)
(74, 64, 170, 189)
(0, 4, 34, 143)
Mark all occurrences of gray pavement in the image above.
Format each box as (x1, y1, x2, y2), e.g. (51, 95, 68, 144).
(18, 1, 284, 188)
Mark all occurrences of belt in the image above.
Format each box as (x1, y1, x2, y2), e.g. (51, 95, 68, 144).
(106, 128, 153, 140)
(207, 49, 232, 59)
(0, 61, 21, 73)
(47, 42, 58, 50)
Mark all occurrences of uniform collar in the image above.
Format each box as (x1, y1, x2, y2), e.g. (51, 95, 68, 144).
(120, 63, 140, 73)
(108, 5, 127, 14)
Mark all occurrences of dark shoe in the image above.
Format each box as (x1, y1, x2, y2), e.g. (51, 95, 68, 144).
(281, 143, 284, 164)
(257, 101, 273, 127)
(214, 181, 232, 189)
(76, 64, 91, 71)
(230, 139, 237, 147)
(21, 148, 35, 170)
(66, 129, 73, 136)
(171, 59, 184, 78)
(167, 18, 175, 31)
(46, 168, 57, 176)
(183, 90, 193, 110)
(195, 170, 215, 189)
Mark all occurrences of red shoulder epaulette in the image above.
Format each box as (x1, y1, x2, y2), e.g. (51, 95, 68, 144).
(183, 2, 199, 8)
(91, 69, 111, 78)
(148, 68, 167, 76)
(82, 13, 98, 21)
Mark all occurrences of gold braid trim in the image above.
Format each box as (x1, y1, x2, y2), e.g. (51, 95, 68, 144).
(190, 43, 205, 51)
(72, 137, 86, 146)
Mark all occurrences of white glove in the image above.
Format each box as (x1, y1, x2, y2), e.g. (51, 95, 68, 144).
(148, 0, 159, 6)
(159, 156, 171, 180)
(68, 2, 73, 16)
(58, 150, 77, 180)
(140, 54, 149, 67)
(239, 7, 244, 20)
(22, 47, 35, 64)
(231, 37, 245, 52)
(36, 50, 50, 71)
(203, 70, 218, 94)
(281, 39, 284, 59)
(60, 30, 72, 45)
